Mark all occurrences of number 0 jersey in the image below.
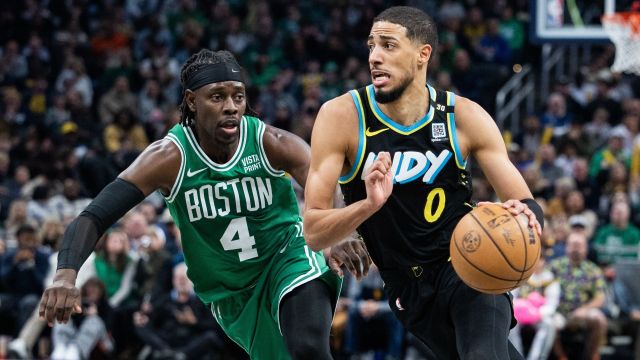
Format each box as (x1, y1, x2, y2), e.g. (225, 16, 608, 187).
(339, 84, 473, 271)
(163, 117, 302, 303)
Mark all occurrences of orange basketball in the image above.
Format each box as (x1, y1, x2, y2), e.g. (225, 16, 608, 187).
(450, 203, 541, 294)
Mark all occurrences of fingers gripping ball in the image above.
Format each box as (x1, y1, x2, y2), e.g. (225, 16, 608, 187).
(450, 204, 541, 294)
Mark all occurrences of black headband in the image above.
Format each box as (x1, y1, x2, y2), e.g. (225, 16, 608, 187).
(184, 62, 244, 90)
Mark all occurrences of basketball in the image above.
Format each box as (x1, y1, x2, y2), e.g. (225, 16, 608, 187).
(450, 204, 541, 294)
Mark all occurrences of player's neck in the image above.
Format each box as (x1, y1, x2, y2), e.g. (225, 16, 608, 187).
(197, 133, 239, 164)
(377, 82, 429, 126)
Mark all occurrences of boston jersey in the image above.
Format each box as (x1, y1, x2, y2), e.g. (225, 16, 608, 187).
(163, 117, 302, 303)
(339, 84, 473, 271)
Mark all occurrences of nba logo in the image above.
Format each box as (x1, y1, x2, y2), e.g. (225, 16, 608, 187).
(546, 0, 564, 28)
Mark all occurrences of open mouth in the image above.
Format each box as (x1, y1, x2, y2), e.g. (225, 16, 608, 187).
(219, 119, 240, 135)
(371, 70, 391, 87)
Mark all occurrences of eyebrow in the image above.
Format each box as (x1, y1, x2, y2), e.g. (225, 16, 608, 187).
(367, 34, 400, 42)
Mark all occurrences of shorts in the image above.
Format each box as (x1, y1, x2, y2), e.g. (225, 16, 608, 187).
(381, 261, 516, 359)
(210, 235, 342, 360)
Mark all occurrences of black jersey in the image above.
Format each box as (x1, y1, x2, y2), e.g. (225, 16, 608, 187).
(339, 84, 473, 271)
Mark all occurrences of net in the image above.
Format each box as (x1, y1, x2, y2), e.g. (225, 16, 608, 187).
(602, 11, 640, 75)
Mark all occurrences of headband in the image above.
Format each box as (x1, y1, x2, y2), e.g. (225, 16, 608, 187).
(185, 62, 244, 90)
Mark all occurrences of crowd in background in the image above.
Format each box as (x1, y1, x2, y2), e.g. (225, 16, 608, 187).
(0, 0, 638, 359)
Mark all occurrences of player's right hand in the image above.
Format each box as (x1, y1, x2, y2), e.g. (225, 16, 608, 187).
(363, 151, 393, 211)
(328, 236, 371, 280)
(39, 270, 82, 326)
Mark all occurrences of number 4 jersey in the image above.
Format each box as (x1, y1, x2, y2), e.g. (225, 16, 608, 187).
(163, 116, 303, 303)
(339, 84, 473, 271)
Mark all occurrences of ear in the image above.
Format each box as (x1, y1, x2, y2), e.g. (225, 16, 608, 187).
(418, 44, 432, 66)
(185, 89, 196, 112)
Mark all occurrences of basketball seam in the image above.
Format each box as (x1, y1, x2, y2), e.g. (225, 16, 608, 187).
(469, 212, 522, 273)
(468, 283, 520, 293)
(452, 233, 522, 282)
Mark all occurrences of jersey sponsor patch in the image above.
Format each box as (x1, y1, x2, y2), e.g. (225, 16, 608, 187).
(361, 150, 452, 184)
(241, 154, 262, 172)
(431, 123, 447, 140)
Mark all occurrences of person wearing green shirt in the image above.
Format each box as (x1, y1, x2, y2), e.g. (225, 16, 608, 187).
(593, 200, 640, 265)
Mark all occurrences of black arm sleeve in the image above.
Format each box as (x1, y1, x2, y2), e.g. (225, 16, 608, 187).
(57, 178, 146, 271)
(521, 198, 544, 230)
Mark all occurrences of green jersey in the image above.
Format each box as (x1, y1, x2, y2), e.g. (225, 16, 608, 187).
(163, 116, 302, 303)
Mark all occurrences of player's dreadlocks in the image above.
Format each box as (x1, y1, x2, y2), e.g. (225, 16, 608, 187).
(178, 49, 242, 127)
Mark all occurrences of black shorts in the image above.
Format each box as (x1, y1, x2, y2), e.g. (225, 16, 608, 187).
(381, 261, 518, 360)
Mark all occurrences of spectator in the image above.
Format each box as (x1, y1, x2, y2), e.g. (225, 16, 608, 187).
(4, 199, 30, 244)
(344, 266, 404, 360)
(37, 218, 64, 252)
(584, 107, 612, 150)
(90, 230, 138, 308)
(462, 7, 485, 49)
(549, 231, 608, 360)
(133, 262, 224, 360)
(25, 185, 51, 227)
(541, 93, 573, 137)
(0, 225, 49, 336)
(564, 190, 598, 238)
(50, 277, 113, 360)
(55, 57, 93, 108)
(0, 40, 28, 85)
(593, 201, 640, 266)
(536, 144, 565, 185)
(585, 72, 623, 125)
(514, 115, 544, 162)
(509, 255, 560, 360)
(554, 122, 593, 167)
(572, 157, 598, 209)
(589, 127, 631, 178)
(102, 109, 149, 168)
(47, 178, 91, 223)
(6, 224, 96, 360)
(1, 86, 28, 136)
(498, 6, 524, 61)
(44, 94, 70, 132)
(98, 75, 136, 125)
(134, 228, 172, 301)
(475, 17, 511, 65)
(123, 210, 150, 252)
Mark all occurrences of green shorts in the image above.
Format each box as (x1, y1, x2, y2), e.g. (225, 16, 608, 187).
(210, 235, 342, 360)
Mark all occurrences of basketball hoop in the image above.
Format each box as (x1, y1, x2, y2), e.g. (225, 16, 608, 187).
(602, 4, 640, 75)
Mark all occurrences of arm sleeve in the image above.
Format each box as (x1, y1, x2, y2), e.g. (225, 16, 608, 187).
(57, 178, 146, 271)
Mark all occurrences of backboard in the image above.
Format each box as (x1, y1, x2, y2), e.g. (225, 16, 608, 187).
(531, 0, 635, 42)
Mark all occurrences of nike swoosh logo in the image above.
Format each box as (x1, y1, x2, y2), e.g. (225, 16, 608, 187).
(186, 168, 207, 177)
(365, 127, 389, 137)
(231, 69, 240, 73)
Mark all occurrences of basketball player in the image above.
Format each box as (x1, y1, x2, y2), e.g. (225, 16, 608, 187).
(39, 50, 369, 360)
(304, 7, 544, 360)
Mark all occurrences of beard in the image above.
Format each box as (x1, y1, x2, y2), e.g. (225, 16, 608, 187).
(374, 74, 413, 104)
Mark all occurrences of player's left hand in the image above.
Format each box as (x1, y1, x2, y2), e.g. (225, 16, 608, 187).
(328, 236, 371, 280)
(477, 199, 542, 237)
